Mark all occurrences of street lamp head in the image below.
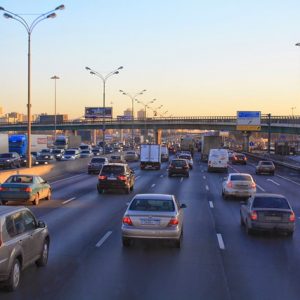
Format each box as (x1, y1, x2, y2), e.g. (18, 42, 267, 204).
(85, 66, 91, 71)
(119, 89, 124, 93)
(90, 71, 96, 75)
(51, 75, 60, 79)
(3, 12, 13, 19)
(118, 66, 123, 70)
(295, 43, 300, 47)
(114, 71, 119, 75)
(47, 13, 57, 19)
(55, 4, 65, 10)
(0, 7, 4, 10)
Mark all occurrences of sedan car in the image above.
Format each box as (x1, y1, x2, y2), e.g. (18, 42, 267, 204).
(222, 173, 256, 199)
(256, 161, 275, 175)
(231, 153, 247, 165)
(97, 163, 135, 194)
(109, 154, 125, 163)
(80, 149, 93, 158)
(20, 154, 37, 167)
(88, 157, 109, 174)
(61, 149, 80, 161)
(36, 149, 55, 165)
(121, 194, 186, 248)
(178, 153, 193, 169)
(168, 159, 189, 177)
(0, 174, 52, 206)
(52, 148, 65, 161)
(92, 147, 103, 156)
(240, 193, 295, 236)
(124, 151, 139, 162)
(0, 152, 21, 169)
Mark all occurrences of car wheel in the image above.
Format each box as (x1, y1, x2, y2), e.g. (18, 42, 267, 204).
(245, 223, 253, 235)
(222, 192, 228, 200)
(97, 186, 103, 194)
(240, 214, 245, 226)
(122, 237, 131, 247)
(36, 240, 49, 267)
(6, 259, 21, 292)
(46, 189, 51, 200)
(33, 194, 39, 206)
(271, 172, 275, 176)
(130, 184, 134, 191)
(175, 234, 182, 248)
(88, 171, 91, 175)
(186, 173, 190, 178)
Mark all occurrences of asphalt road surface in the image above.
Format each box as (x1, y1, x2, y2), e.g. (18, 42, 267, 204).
(1, 153, 300, 300)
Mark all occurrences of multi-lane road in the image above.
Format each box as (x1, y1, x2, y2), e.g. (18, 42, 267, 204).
(1, 153, 300, 300)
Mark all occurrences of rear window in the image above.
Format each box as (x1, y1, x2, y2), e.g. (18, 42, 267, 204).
(179, 155, 191, 159)
(171, 160, 187, 167)
(129, 199, 175, 212)
(260, 161, 273, 166)
(253, 197, 290, 209)
(52, 149, 62, 154)
(230, 175, 252, 181)
(6, 175, 33, 184)
(0, 153, 13, 158)
(102, 165, 124, 174)
(91, 158, 106, 163)
(236, 154, 245, 158)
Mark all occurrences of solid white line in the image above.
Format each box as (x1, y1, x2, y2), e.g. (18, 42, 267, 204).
(0, 258, 8, 265)
(62, 197, 76, 205)
(267, 179, 280, 186)
(217, 233, 225, 250)
(209, 201, 214, 208)
(95, 231, 112, 248)
(160, 175, 164, 178)
(51, 174, 85, 184)
(135, 175, 141, 180)
(203, 175, 206, 179)
(256, 184, 266, 192)
(205, 185, 209, 191)
(151, 184, 156, 188)
(180, 177, 184, 183)
(276, 174, 300, 187)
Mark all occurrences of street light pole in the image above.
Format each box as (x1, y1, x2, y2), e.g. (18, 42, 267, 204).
(119, 89, 146, 147)
(86, 66, 123, 149)
(291, 107, 296, 117)
(51, 75, 60, 142)
(1, 5, 65, 168)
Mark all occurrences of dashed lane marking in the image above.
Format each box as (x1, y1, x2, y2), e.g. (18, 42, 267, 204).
(135, 176, 141, 180)
(95, 231, 112, 248)
(151, 184, 156, 188)
(275, 175, 300, 187)
(205, 185, 209, 191)
(160, 175, 164, 178)
(180, 177, 184, 183)
(217, 233, 225, 250)
(256, 184, 266, 192)
(267, 179, 280, 186)
(62, 197, 76, 205)
(209, 201, 214, 208)
(203, 176, 206, 179)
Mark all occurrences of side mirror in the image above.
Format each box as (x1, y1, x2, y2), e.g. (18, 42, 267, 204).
(37, 220, 46, 228)
(180, 203, 187, 209)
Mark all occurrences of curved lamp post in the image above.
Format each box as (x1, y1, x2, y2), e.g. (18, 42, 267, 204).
(1, 4, 65, 168)
(119, 89, 146, 146)
(86, 66, 123, 147)
(51, 75, 60, 141)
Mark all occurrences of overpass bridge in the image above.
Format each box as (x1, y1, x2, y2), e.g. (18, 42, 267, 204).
(0, 115, 299, 134)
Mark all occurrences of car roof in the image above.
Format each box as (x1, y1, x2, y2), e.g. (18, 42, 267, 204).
(133, 194, 174, 200)
(0, 206, 28, 216)
(253, 193, 286, 198)
(229, 173, 252, 177)
(105, 163, 127, 166)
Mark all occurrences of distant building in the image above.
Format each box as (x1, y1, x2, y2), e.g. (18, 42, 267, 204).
(137, 109, 146, 119)
(39, 114, 68, 124)
(124, 109, 133, 118)
(0, 107, 3, 116)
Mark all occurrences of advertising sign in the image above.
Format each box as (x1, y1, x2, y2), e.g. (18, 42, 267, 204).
(236, 111, 261, 131)
(85, 107, 112, 119)
(117, 115, 132, 121)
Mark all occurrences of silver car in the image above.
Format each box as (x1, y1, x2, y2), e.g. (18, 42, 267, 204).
(222, 173, 256, 199)
(121, 194, 186, 248)
(240, 193, 295, 236)
(0, 206, 50, 291)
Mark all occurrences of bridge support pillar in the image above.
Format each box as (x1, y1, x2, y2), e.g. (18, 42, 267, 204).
(154, 129, 162, 144)
(92, 129, 97, 145)
(242, 131, 251, 152)
(72, 130, 77, 136)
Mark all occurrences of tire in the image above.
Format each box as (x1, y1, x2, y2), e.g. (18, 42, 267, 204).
(240, 214, 245, 226)
(125, 187, 130, 194)
(222, 192, 228, 200)
(168, 173, 171, 177)
(130, 184, 134, 191)
(33, 194, 39, 206)
(97, 186, 103, 194)
(175, 234, 182, 248)
(271, 172, 275, 176)
(36, 240, 49, 267)
(45, 189, 51, 200)
(122, 237, 131, 247)
(245, 223, 253, 235)
(88, 171, 91, 175)
(6, 259, 21, 292)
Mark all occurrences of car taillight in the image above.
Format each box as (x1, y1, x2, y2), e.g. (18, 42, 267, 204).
(168, 217, 179, 226)
(233, 157, 237, 160)
(245, 157, 248, 160)
(123, 216, 133, 225)
(183, 165, 189, 169)
(208, 160, 211, 165)
(251, 182, 256, 189)
(118, 175, 127, 181)
(0, 187, 8, 192)
(250, 211, 258, 221)
(227, 182, 233, 188)
(289, 212, 295, 222)
(23, 187, 32, 192)
(98, 175, 107, 180)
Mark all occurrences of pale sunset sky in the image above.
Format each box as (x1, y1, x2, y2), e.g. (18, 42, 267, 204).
(0, 0, 300, 118)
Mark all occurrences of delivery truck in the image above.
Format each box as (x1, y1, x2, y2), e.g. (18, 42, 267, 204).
(0, 134, 9, 153)
(200, 135, 223, 161)
(140, 144, 161, 170)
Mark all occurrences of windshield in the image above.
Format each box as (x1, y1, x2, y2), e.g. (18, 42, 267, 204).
(253, 197, 290, 209)
(0, 153, 13, 158)
(91, 158, 106, 163)
(65, 150, 76, 155)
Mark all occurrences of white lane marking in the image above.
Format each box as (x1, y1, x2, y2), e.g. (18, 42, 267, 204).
(180, 177, 184, 183)
(51, 174, 85, 184)
(256, 184, 266, 192)
(62, 197, 76, 205)
(205, 185, 209, 191)
(203, 175, 206, 179)
(228, 165, 240, 173)
(267, 179, 280, 186)
(160, 175, 164, 178)
(276, 174, 300, 187)
(135, 175, 141, 180)
(151, 184, 156, 188)
(217, 233, 225, 250)
(95, 231, 112, 248)
(0, 258, 8, 265)
(209, 201, 214, 208)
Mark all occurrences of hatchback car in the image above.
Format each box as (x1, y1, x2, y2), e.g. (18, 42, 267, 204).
(0, 153, 21, 169)
(0, 175, 51, 206)
(92, 147, 103, 156)
(168, 159, 189, 177)
(256, 161, 275, 175)
(222, 173, 256, 199)
(36, 149, 55, 165)
(178, 154, 193, 169)
(240, 193, 295, 235)
(0, 206, 49, 291)
(231, 153, 247, 165)
(124, 151, 139, 162)
(121, 194, 186, 248)
(88, 157, 109, 174)
(97, 163, 135, 194)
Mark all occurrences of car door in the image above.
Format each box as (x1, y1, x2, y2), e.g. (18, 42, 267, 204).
(36, 177, 46, 199)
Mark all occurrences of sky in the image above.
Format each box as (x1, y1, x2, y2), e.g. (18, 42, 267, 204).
(0, 0, 300, 119)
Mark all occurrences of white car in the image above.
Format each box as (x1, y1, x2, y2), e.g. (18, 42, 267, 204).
(61, 149, 80, 160)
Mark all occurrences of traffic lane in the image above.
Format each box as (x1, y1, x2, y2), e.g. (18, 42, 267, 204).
(0, 165, 164, 299)
(205, 167, 300, 300)
(55, 161, 231, 300)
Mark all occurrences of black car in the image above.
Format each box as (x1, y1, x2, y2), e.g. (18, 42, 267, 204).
(92, 147, 103, 156)
(52, 148, 65, 161)
(97, 163, 135, 194)
(168, 159, 189, 177)
(36, 149, 55, 164)
(232, 153, 247, 165)
(0, 152, 21, 169)
(20, 154, 37, 167)
(88, 157, 109, 174)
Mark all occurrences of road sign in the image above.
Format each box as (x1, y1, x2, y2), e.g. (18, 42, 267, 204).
(249, 141, 254, 146)
(236, 111, 261, 131)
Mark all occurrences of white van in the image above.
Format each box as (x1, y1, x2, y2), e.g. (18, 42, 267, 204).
(208, 149, 229, 172)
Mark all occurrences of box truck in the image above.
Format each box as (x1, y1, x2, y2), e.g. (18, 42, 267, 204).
(140, 144, 161, 170)
(0, 134, 9, 153)
(200, 135, 223, 161)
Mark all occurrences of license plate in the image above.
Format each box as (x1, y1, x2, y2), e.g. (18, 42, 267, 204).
(9, 187, 20, 191)
(176, 167, 182, 169)
(108, 177, 116, 180)
(141, 218, 160, 225)
(265, 216, 281, 221)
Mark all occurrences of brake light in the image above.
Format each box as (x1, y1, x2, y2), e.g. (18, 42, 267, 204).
(118, 175, 127, 181)
(122, 216, 133, 225)
(0, 187, 8, 192)
(233, 156, 237, 160)
(168, 217, 179, 226)
(250, 211, 258, 221)
(23, 187, 32, 193)
(227, 181, 233, 188)
(251, 182, 256, 189)
(245, 157, 248, 160)
(98, 175, 107, 180)
(289, 212, 295, 222)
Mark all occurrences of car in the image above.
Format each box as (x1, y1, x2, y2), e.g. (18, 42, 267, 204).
(178, 153, 193, 169)
(240, 193, 296, 236)
(88, 157, 109, 174)
(61, 149, 80, 160)
(80, 149, 93, 158)
(109, 154, 125, 163)
(256, 161, 275, 175)
(222, 173, 256, 199)
(207, 149, 229, 172)
(104, 146, 114, 154)
(0, 174, 52, 206)
(52, 148, 65, 161)
(228, 150, 235, 161)
(36, 149, 55, 165)
(0, 206, 49, 291)
(0, 152, 21, 169)
(124, 151, 139, 162)
(231, 153, 247, 165)
(97, 163, 135, 194)
(20, 154, 37, 167)
(168, 159, 189, 177)
(121, 193, 187, 248)
(92, 147, 103, 156)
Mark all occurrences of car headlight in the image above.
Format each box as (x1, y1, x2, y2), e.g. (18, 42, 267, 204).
(6, 159, 11, 162)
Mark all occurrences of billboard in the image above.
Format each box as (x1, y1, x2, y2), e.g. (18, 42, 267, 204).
(236, 111, 261, 131)
(85, 107, 112, 119)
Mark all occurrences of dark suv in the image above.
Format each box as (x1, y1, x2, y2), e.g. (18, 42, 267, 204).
(168, 159, 189, 177)
(97, 163, 135, 194)
(0, 152, 21, 169)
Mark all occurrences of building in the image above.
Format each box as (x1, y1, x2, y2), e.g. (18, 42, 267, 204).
(137, 109, 146, 119)
(0, 106, 3, 116)
(123, 109, 133, 118)
(39, 114, 68, 124)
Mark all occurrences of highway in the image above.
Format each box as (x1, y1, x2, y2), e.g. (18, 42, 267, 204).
(1, 153, 300, 300)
